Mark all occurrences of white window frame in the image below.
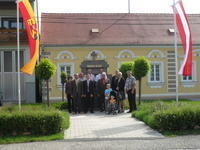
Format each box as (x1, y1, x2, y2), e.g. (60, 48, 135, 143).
(181, 61, 196, 87)
(57, 62, 74, 86)
(148, 61, 164, 88)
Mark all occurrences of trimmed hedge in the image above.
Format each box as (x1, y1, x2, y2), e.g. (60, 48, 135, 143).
(0, 111, 63, 136)
(154, 106, 200, 131)
(132, 101, 200, 131)
(51, 102, 68, 110)
(0, 104, 69, 136)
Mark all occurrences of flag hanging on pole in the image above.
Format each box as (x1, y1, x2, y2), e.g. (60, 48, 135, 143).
(17, 0, 39, 75)
(173, 0, 192, 76)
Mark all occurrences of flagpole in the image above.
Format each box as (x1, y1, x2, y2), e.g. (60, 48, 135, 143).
(173, 0, 179, 102)
(36, 0, 40, 32)
(128, 0, 130, 13)
(17, 1, 21, 110)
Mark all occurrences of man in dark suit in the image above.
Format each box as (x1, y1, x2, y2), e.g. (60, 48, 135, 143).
(83, 74, 95, 113)
(71, 73, 81, 113)
(77, 72, 85, 113)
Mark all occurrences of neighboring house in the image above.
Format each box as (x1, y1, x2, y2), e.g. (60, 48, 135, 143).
(41, 13, 200, 100)
(0, 0, 36, 103)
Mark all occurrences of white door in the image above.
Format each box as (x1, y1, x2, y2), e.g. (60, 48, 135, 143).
(0, 50, 25, 101)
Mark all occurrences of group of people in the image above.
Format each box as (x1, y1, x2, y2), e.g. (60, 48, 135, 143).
(65, 69, 137, 114)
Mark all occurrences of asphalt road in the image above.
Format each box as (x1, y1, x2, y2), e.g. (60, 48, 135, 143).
(1, 135, 200, 150)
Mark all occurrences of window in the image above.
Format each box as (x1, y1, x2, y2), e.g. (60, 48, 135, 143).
(148, 62, 164, 88)
(182, 62, 196, 82)
(15, 51, 24, 71)
(60, 65, 71, 75)
(150, 64, 161, 82)
(181, 61, 196, 87)
(57, 63, 74, 86)
(1, 18, 24, 29)
(183, 76, 192, 81)
(4, 51, 12, 72)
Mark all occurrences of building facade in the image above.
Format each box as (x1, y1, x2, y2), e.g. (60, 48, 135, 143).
(0, 0, 36, 103)
(41, 13, 200, 100)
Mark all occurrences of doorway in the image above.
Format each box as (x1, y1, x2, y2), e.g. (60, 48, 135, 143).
(0, 50, 25, 102)
(80, 60, 109, 75)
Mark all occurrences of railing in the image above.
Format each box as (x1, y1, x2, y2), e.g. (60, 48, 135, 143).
(0, 29, 28, 43)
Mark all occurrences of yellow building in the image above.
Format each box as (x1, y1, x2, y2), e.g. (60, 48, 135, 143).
(41, 13, 200, 100)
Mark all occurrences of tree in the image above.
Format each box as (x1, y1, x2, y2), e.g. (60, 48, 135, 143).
(119, 62, 134, 79)
(60, 71, 67, 102)
(36, 58, 56, 107)
(133, 56, 151, 105)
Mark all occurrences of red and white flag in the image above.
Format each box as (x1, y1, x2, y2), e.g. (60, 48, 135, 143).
(173, 0, 192, 76)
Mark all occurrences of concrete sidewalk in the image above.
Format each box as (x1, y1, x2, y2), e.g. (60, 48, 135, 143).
(64, 112, 164, 140)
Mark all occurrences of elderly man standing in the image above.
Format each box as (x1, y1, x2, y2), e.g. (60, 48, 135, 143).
(124, 71, 137, 113)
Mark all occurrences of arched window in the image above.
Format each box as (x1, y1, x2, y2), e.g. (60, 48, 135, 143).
(116, 49, 135, 59)
(54, 50, 76, 60)
(147, 50, 165, 58)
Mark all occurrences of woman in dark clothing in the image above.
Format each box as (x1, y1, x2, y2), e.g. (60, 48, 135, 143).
(111, 70, 119, 91)
(116, 72, 125, 112)
(65, 76, 73, 113)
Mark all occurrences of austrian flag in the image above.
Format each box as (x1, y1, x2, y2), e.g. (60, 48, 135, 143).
(17, 0, 39, 75)
(173, 0, 193, 76)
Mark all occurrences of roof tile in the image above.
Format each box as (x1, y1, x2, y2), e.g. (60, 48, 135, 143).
(41, 13, 200, 45)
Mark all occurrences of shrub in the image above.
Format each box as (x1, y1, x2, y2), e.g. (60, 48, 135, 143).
(154, 106, 200, 131)
(0, 105, 69, 136)
(51, 102, 68, 110)
(132, 101, 200, 132)
(132, 103, 156, 128)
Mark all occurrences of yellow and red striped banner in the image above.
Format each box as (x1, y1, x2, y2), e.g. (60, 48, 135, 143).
(18, 0, 39, 75)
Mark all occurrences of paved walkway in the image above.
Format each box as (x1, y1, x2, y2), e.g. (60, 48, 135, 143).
(64, 112, 164, 140)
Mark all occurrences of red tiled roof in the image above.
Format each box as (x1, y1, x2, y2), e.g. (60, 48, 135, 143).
(41, 13, 200, 45)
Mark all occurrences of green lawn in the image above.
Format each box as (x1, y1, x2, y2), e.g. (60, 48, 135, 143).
(132, 99, 200, 136)
(0, 103, 70, 144)
(0, 133, 63, 144)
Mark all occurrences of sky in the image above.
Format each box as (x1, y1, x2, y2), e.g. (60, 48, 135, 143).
(37, 0, 200, 14)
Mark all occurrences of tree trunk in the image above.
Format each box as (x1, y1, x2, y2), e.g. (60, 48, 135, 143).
(62, 83, 64, 102)
(46, 80, 50, 107)
(138, 78, 142, 105)
(36, 76, 42, 103)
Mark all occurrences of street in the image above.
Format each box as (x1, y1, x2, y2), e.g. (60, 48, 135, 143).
(1, 135, 200, 150)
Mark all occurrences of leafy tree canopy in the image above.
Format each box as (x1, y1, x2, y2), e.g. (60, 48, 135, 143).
(119, 62, 134, 79)
(133, 56, 151, 80)
(36, 58, 56, 81)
